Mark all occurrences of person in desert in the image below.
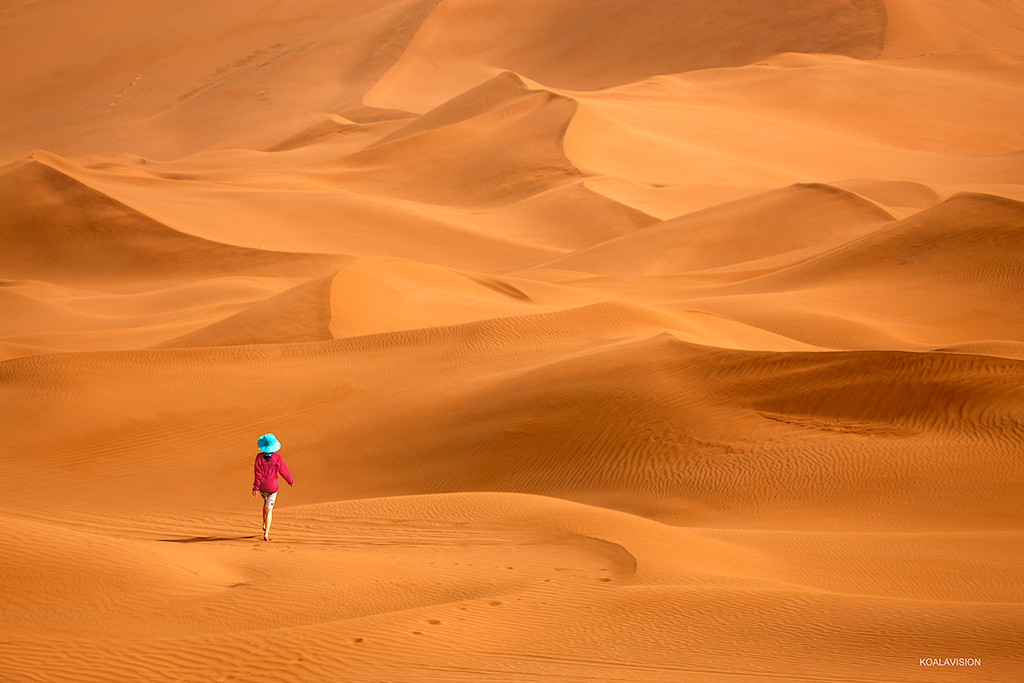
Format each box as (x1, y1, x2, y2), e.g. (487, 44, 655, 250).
(252, 433, 294, 541)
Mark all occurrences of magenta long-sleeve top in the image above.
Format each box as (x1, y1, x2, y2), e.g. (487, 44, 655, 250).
(252, 452, 294, 493)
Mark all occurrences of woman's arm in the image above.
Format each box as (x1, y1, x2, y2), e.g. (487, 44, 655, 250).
(278, 456, 294, 486)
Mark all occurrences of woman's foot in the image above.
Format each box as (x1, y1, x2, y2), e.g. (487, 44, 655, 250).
(263, 532, 270, 541)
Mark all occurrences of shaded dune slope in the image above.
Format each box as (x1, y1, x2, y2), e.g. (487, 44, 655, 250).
(882, 0, 1024, 58)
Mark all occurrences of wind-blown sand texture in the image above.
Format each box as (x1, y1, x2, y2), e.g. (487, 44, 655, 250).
(2, 1, 1023, 681)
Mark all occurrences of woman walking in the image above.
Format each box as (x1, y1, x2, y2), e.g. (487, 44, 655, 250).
(252, 433, 294, 541)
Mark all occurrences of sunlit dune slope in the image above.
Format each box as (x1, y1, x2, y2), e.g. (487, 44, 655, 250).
(4, 492, 1021, 683)
(1, 513, 243, 636)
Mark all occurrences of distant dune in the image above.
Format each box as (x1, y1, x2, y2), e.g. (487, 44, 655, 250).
(1, 1, 1022, 681)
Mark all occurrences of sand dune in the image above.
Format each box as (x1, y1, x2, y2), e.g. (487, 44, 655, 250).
(0, 0, 439, 159)
(265, 113, 414, 154)
(671, 193, 1024, 347)
(326, 73, 584, 207)
(752, 192, 1024, 291)
(545, 182, 898, 276)
(2, 1, 1023, 681)
(365, 0, 888, 110)
(0, 276, 305, 359)
(882, 0, 1024, 57)
(564, 48, 1024, 217)
(834, 177, 942, 212)
(0, 154, 342, 288)
(160, 275, 337, 347)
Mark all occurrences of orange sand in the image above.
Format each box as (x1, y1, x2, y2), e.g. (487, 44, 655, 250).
(1, 1, 1022, 681)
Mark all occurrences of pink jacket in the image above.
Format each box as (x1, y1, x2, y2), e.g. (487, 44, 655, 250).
(252, 452, 294, 493)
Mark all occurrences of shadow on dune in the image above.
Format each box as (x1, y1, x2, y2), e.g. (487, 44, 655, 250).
(158, 535, 258, 544)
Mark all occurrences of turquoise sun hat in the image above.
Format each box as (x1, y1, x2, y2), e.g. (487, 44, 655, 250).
(257, 433, 281, 454)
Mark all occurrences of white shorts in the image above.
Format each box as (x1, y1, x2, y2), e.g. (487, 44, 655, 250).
(260, 491, 278, 509)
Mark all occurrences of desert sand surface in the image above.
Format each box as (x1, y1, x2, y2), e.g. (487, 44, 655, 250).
(1, 1, 1023, 681)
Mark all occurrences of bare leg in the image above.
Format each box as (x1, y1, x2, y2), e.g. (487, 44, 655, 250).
(264, 506, 273, 541)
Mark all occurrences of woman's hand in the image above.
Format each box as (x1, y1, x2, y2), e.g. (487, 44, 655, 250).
(252, 490, 257, 497)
